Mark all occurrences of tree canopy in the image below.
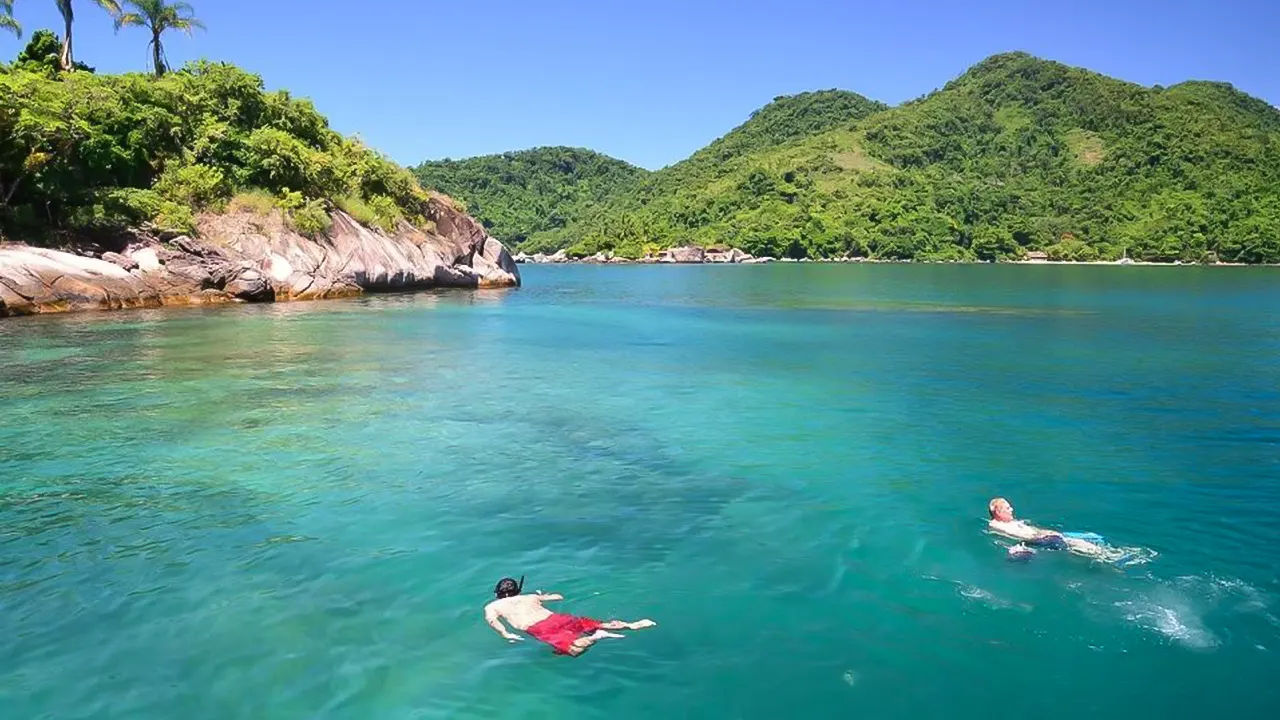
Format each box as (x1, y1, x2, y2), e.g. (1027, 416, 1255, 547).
(414, 147, 647, 246)
(421, 54, 1280, 263)
(0, 59, 440, 242)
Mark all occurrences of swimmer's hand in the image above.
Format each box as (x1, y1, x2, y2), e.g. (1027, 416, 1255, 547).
(504, 633, 523, 643)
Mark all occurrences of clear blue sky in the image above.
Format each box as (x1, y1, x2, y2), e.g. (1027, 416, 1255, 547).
(3, 0, 1277, 170)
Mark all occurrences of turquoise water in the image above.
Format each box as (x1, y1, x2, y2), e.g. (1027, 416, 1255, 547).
(2, 265, 1279, 718)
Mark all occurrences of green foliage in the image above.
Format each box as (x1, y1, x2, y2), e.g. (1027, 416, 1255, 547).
(83, 187, 194, 233)
(335, 194, 375, 227)
(287, 197, 330, 238)
(0, 61, 437, 242)
(413, 147, 647, 245)
(971, 227, 1020, 261)
(226, 188, 275, 215)
(14, 30, 60, 73)
(365, 194, 402, 233)
(153, 162, 227, 208)
(450, 54, 1280, 264)
(12, 30, 93, 74)
(336, 193, 401, 234)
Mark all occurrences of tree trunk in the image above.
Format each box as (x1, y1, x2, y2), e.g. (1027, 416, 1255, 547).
(60, 15, 74, 72)
(2, 173, 25, 207)
(152, 32, 164, 77)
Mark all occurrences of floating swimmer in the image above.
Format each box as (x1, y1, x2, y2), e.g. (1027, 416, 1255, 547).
(483, 577, 657, 656)
(988, 498, 1108, 558)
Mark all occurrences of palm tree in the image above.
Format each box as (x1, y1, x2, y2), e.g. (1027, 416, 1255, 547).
(1, 0, 20, 38)
(56, 1, 123, 71)
(114, 0, 203, 77)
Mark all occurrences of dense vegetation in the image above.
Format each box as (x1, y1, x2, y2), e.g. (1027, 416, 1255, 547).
(413, 147, 647, 246)
(432, 54, 1280, 263)
(0, 35, 441, 243)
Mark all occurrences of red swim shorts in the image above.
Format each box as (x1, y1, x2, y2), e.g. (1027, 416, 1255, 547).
(526, 613, 602, 654)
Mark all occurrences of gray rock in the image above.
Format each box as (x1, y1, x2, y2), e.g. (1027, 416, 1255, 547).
(102, 252, 139, 271)
(659, 246, 706, 263)
(225, 268, 273, 302)
(0, 194, 519, 318)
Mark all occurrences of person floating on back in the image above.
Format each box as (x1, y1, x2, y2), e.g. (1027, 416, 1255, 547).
(987, 497, 1107, 558)
(484, 577, 657, 656)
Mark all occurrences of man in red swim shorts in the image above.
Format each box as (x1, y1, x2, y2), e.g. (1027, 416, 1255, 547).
(484, 577, 657, 656)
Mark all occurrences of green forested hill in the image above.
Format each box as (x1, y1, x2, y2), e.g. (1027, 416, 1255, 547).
(1, 40, 443, 243)
(412, 147, 647, 246)
(428, 53, 1280, 263)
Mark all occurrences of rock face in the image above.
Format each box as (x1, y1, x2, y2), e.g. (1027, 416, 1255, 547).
(509, 244, 755, 265)
(705, 248, 753, 264)
(659, 246, 707, 264)
(0, 195, 519, 318)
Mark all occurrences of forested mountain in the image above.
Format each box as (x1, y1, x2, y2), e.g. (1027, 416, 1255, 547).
(425, 53, 1280, 263)
(413, 147, 647, 246)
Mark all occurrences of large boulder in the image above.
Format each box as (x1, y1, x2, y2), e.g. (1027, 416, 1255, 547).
(0, 194, 520, 318)
(659, 246, 706, 263)
(0, 246, 162, 315)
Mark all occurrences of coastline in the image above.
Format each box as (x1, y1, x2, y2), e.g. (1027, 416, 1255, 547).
(514, 248, 1263, 267)
(0, 200, 520, 319)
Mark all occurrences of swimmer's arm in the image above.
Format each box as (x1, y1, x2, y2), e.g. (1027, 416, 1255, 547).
(535, 592, 564, 602)
(484, 605, 523, 642)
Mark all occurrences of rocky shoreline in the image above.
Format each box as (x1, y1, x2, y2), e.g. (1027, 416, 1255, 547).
(0, 196, 520, 318)
(512, 246, 1252, 267)
(516, 246, 765, 264)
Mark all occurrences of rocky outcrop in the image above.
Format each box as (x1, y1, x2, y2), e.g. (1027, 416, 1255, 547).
(0, 195, 519, 318)
(658, 246, 706, 264)
(509, 245, 757, 265)
(706, 248, 753, 264)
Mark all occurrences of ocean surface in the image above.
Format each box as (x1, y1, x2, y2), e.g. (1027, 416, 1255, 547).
(2, 264, 1279, 718)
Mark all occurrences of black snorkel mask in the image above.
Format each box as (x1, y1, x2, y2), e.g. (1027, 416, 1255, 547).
(494, 575, 526, 599)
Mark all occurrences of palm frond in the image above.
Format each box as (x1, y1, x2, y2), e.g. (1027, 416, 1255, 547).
(171, 18, 205, 35)
(0, 0, 19, 39)
(114, 11, 146, 31)
(94, 0, 125, 16)
(0, 14, 20, 39)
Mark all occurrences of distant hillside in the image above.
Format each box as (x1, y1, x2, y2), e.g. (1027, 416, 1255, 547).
(413, 147, 647, 246)
(441, 53, 1280, 263)
(523, 89, 889, 254)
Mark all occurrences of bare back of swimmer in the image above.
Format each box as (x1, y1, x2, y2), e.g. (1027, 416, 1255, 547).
(484, 577, 656, 656)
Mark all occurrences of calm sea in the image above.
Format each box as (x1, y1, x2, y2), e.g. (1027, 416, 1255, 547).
(2, 264, 1278, 718)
